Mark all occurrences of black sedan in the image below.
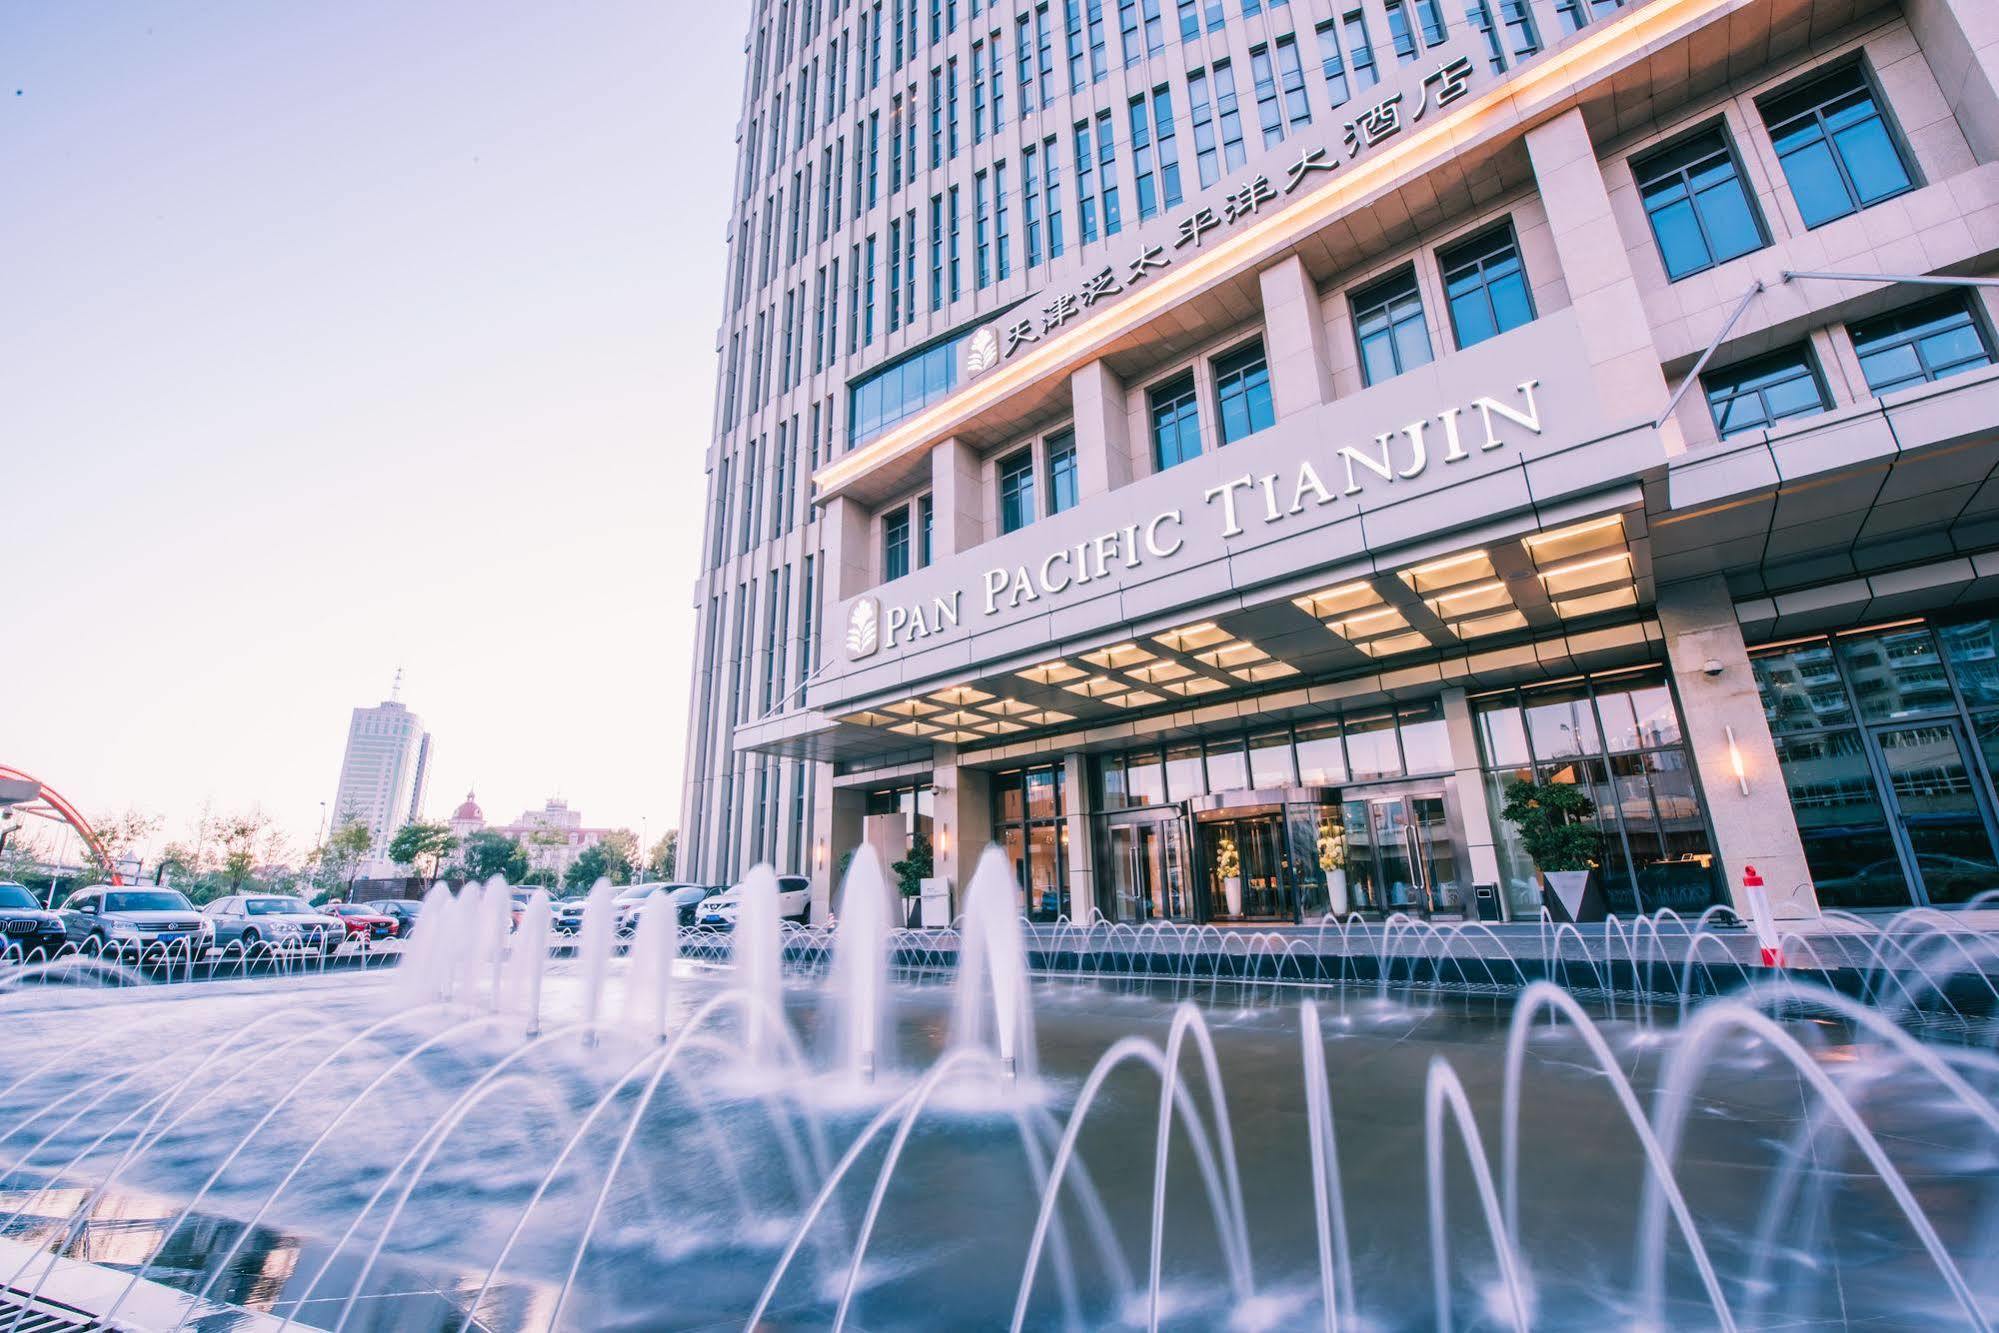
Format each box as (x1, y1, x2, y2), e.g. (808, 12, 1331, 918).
(363, 899, 421, 939)
(0, 881, 68, 957)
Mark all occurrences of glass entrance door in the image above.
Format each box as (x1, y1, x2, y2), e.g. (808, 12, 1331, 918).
(1874, 720, 1999, 905)
(1103, 816, 1194, 923)
(1200, 813, 1293, 923)
(1341, 791, 1465, 916)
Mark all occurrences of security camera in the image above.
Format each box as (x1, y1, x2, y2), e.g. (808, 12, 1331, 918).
(1702, 658, 1726, 678)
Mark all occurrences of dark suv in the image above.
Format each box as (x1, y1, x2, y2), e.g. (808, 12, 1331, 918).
(0, 882, 65, 957)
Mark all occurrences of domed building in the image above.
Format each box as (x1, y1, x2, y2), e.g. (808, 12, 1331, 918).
(447, 791, 485, 844)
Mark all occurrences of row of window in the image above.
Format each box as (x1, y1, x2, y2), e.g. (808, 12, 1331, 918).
(1701, 291, 1995, 439)
(1096, 700, 1454, 808)
(1634, 60, 1916, 283)
(731, 0, 1506, 320)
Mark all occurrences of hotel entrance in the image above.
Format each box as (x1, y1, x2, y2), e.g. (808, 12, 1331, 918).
(1338, 789, 1466, 917)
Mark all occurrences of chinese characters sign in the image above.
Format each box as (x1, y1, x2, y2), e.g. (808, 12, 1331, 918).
(978, 56, 1476, 369)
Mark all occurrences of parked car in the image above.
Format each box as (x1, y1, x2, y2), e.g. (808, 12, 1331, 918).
(363, 900, 421, 938)
(698, 875, 811, 928)
(321, 902, 398, 941)
(550, 895, 589, 935)
(59, 885, 213, 955)
(0, 881, 66, 955)
(202, 895, 344, 954)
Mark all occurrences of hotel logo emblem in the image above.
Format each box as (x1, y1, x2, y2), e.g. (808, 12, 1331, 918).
(846, 597, 881, 659)
(964, 325, 999, 378)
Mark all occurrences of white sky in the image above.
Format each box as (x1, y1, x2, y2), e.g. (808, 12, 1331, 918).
(1, 1, 746, 858)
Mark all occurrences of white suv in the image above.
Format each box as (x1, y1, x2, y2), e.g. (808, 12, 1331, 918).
(698, 875, 811, 927)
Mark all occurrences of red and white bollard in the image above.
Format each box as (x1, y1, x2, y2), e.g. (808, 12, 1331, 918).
(1741, 863, 1785, 968)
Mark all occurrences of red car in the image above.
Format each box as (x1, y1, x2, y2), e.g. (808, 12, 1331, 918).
(322, 902, 398, 942)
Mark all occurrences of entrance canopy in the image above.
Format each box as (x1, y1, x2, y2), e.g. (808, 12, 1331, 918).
(736, 497, 1655, 765)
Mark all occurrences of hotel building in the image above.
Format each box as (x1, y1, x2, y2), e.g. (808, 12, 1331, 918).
(681, 0, 1999, 926)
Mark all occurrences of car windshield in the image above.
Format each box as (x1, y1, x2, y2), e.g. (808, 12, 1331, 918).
(104, 891, 193, 913)
(0, 885, 38, 910)
(246, 898, 313, 915)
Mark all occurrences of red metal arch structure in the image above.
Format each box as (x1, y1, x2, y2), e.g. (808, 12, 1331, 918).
(0, 765, 119, 885)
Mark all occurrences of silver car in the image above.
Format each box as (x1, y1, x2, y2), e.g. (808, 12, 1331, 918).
(58, 886, 214, 956)
(201, 895, 344, 954)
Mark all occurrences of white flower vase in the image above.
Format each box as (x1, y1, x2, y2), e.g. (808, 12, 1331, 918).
(1327, 869, 1349, 917)
(1223, 876, 1243, 916)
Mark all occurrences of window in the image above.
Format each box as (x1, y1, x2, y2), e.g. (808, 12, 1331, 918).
(1212, 340, 1275, 443)
(1439, 222, 1534, 349)
(1212, 60, 1246, 174)
(1096, 108, 1122, 237)
(1276, 36, 1311, 132)
(1702, 344, 1830, 438)
(1633, 127, 1766, 281)
(1760, 62, 1915, 229)
(1554, 0, 1622, 32)
(917, 493, 934, 566)
(1850, 294, 1996, 396)
(883, 505, 912, 580)
(1342, 9, 1378, 90)
(1351, 266, 1433, 385)
(1465, 0, 1539, 73)
(1046, 430, 1079, 513)
(999, 448, 1037, 532)
(1150, 371, 1202, 470)
(1130, 94, 1160, 220)
(1075, 118, 1100, 242)
(1188, 68, 1221, 188)
(1251, 44, 1284, 147)
(974, 169, 992, 287)
(1314, 21, 1351, 108)
(848, 324, 981, 448)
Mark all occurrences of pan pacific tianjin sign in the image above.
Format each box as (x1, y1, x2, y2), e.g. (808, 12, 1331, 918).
(850, 378, 1546, 660)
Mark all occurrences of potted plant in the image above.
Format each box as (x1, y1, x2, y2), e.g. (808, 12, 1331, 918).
(891, 834, 933, 927)
(1316, 818, 1349, 917)
(1499, 778, 1604, 923)
(1215, 835, 1243, 917)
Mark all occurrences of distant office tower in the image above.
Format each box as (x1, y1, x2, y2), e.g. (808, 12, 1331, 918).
(330, 694, 429, 858)
(407, 733, 434, 823)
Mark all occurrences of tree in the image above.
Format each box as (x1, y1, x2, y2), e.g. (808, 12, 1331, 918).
(211, 809, 286, 896)
(92, 808, 162, 880)
(645, 829, 679, 881)
(1498, 778, 1600, 875)
(563, 833, 636, 893)
(457, 830, 529, 885)
(387, 821, 459, 887)
(891, 834, 933, 899)
(320, 820, 375, 895)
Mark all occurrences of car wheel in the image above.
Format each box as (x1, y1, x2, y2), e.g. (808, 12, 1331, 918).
(241, 928, 260, 951)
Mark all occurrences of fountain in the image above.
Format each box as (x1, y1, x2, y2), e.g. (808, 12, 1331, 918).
(827, 846, 893, 1082)
(2, 863, 1999, 1330)
(951, 844, 1036, 1081)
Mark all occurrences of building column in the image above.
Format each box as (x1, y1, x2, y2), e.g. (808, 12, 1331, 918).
(928, 436, 983, 558)
(931, 747, 992, 920)
(1523, 109, 1677, 447)
(822, 492, 875, 599)
(1257, 254, 1334, 420)
(1440, 687, 1504, 911)
(1911, 0, 1999, 164)
(1656, 576, 1820, 921)
(1062, 753, 1096, 920)
(815, 765, 866, 924)
(1070, 358, 1136, 499)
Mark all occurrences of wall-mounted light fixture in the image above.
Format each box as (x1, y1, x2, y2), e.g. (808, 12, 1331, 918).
(1724, 725, 1750, 796)
(814, 838, 826, 869)
(936, 826, 951, 858)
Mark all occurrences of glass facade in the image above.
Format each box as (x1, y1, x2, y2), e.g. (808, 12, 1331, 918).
(1471, 668, 1718, 917)
(1754, 618, 1999, 909)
